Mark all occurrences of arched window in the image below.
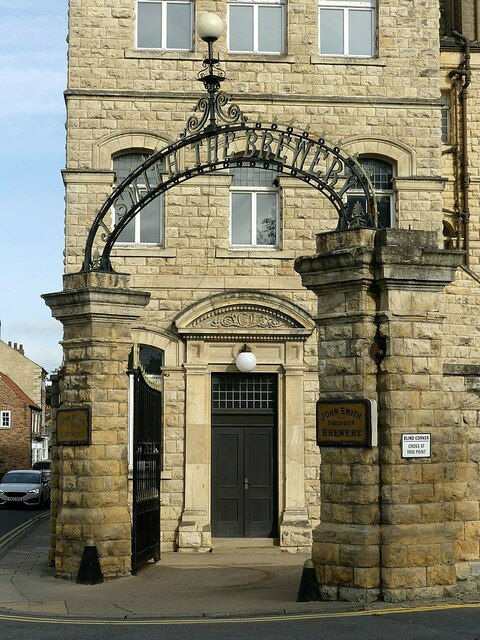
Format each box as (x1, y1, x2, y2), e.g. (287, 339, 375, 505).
(230, 167, 280, 248)
(347, 158, 395, 228)
(443, 222, 455, 250)
(129, 344, 164, 377)
(112, 152, 164, 245)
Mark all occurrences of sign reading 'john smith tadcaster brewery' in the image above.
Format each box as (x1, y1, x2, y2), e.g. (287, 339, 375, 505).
(316, 399, 377, 447)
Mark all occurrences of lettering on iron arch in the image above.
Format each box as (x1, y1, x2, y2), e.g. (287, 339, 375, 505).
(83, 123, 377, 272)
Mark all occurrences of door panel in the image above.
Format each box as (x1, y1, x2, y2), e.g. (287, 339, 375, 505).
(212, 425, 276, 537)
(212, 428, 243, 537)
(245, 428, 276, 537)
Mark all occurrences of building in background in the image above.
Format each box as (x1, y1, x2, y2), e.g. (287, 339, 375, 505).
(0, 340, 49, 471)
(0, 373, 42, 476)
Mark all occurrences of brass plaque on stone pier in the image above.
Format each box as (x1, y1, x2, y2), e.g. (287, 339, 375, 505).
(316, 399, 377, 447)
(56, 408, 91, 445)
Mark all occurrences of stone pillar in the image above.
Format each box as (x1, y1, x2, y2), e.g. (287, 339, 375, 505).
(295, 229, 461, 602)
(374, 229, 462, 601)
(177, 356, 212, 551)
(280, 361, 311, 551)
(43, 271, 150, 578)
(296, 229, 381, 601)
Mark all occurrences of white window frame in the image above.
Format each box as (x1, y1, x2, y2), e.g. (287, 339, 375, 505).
(1, 411, 11, 429)
(346, 157, 395, 228)
(230, 178, 280, 248)
(318, 0, 375, 58)
(441, 93, 451, 144)
(136, 0, 193, 51)
(112, 152, 164, 246)
(227, 0, 286, 54)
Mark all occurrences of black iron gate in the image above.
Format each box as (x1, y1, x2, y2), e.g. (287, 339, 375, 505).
(132, 368, 162, 573)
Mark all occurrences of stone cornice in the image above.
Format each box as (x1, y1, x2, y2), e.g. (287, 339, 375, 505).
(64, 89, 441, 108)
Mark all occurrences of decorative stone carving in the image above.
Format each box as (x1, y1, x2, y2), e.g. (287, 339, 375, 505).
(193, 305, 300, 331)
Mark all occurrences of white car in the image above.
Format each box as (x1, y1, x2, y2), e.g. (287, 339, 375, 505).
(0, 470, 51, 507)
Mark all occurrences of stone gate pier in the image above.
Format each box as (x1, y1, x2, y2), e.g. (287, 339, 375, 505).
(295, 228, 465, 602)
(43, 272, 150, 578)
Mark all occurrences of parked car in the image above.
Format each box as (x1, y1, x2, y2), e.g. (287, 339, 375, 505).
(32, 460, 51, 478)
(0, 470, 50, 507)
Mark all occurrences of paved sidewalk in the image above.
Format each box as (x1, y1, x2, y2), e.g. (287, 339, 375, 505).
(0, 516, 350, 619)
(3, 517, 478, 621)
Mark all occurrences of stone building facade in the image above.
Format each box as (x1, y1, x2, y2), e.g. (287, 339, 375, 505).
(46, 0, 480, 600)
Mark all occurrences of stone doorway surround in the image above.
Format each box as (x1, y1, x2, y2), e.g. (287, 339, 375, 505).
(173, 290, 316, 553)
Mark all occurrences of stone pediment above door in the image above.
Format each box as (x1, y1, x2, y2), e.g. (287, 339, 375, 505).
(173, 291, 315, 342)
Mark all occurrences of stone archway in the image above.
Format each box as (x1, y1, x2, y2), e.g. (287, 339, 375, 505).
(44, 85, 377, 578)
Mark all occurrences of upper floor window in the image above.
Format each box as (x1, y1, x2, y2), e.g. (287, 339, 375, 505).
(113, 152, 163, 245)
(318, 0, 375, 57)
(443, 221, 455, 250)
(441, 93, 451, 144)
(346, 158, 394, 228)
(136, 0, 193, 50)
(228, 0, 285, 54)
(230, 167, 280, 247)
(1, 411, 11, 429)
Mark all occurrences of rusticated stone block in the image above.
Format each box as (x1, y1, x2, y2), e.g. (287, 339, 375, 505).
(406, 586, 446, 601)
(313, 523, 380, 546)
(312, 542, 339, 564)
(426, 565, 457, 586)
(381, 523, 456, 545)
(382, 567, 427, 589)
(455, 501, 480, 521)
(340, 544, 380, 568)
(353, 567, 381, 589)
(353, 504, 380, 525)
(325, 564, 354, 586)
(455, 540, 480, 561)
(381, 544, 409, 568)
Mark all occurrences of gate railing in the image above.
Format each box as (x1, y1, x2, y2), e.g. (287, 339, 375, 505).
(132, 367, 162, 573)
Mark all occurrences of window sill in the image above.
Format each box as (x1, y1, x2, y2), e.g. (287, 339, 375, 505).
(216, 248, 295, 259)
(225, 53, 295, 64)
(111, 246, 177, 258)
(125, 49, 201, 61)
(310, 54, 386, 67)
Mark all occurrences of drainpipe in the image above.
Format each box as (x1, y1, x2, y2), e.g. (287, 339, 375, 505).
(449, 31, 471, 266)
(476, 1, 480, 41)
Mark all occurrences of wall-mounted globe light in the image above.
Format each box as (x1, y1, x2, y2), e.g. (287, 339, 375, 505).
(235, 344, 257, 373)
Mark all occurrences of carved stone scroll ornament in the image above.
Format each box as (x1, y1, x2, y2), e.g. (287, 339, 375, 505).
(209, 311, 283, 329)
(191, 307, 299, 330)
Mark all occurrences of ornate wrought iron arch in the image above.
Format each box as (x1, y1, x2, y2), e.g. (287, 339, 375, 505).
(83, 95, 377, 273)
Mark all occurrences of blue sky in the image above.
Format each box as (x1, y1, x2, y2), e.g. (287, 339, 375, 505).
(0, 2, 67, 373)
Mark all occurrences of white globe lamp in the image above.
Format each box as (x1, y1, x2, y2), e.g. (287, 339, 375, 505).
(235, 344, 257, 373)
(197, 13, 224, 43)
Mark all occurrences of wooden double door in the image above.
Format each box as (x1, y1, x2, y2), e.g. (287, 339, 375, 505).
(211, 374, 278, 538)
